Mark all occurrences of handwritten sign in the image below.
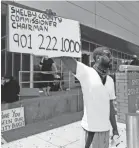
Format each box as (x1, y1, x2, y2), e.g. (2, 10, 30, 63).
(1, 107, 25, 132)
(132, 79, 139, 86)
(128, 88, 139, 96)
(8, 5, 81, 58)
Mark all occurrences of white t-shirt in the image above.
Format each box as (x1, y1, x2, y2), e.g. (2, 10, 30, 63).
(74, 62, 116, 132)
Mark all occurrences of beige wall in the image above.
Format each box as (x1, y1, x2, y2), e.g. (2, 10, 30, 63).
(17, 1, 139, 47)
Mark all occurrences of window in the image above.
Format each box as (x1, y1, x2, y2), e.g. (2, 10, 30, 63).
(82, 40, 89, 51)
(1, 15, 6, 77)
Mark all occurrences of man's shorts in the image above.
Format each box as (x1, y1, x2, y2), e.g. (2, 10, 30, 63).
(80, 128, 110, 148)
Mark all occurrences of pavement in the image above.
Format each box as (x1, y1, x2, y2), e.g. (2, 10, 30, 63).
(2, 112, 83, 143)
(2, 121, 127, 148)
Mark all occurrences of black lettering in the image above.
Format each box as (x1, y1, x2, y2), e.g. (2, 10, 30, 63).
(12, 123, 15, 129)
(33, 25, 39, 31)
(14, 117, 23, 122)
(14, 118, 18, 122)
(40, 20, 44, 25)
(17, 23, 22, 29)
(49, 16, 53, 21)
(2, 125, 11, 131)
(13, 34, 19, 46)
(11, 15, 15, 21)
(53, 22, 57, 27)
(35, 19, 39, 25)
(38, 34, 45, 50)
(15, 15, 20, 22)
(24, 10, 28, 17)
(11, 6, 15, 14)
(46, 36, 51, 50)
(32, 11, 37, 17)
(28, 10, 32, 17)
(61, 37, 65, 52)
(69, 40, 74, 52)
(12, 22, 16, 29)
(38, 13, 42, 19)
(32, 17, 36, 24)
(44, 26, 48, 32)
(49, 21, 52, 26)
(8, 119, 12, 124)
(53, 16, 57, 21)
(58, 17, 62, 23)
(15, 8, 20, 15)
(64, 39, 70, 52)
(42, 13, 46, 19)
(28, 34, 32, 49)
(44, 20, 48, 25)
(22, 23, 26, 30)
(2, 112, 9, 119)
(45, 15, 49, 20)
(1, 119, 12, 125)
(20, 9, 23, 16)
(52, 37, 57, 50)
(20, 17, 24, 22)
(28, 10, 31, 17)
(39, 25, 43, 31)
(25, 18, 30, 23)
(1, 120, 5, 126)
(74, 42, 80, 53)
(20, 35, 27, 48)
(28, 24, 32, 31)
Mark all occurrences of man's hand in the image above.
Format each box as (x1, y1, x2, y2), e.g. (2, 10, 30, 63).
(54, 74, 60, 79)
(113, 129, 119, 136)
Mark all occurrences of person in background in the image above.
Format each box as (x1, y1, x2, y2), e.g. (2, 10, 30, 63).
(39, 56, 58, 96)
(130, 55, 139, 66)
(1, 76, 20, 103)
(59, 47, 119, 148)
(1, 77, 5, 103)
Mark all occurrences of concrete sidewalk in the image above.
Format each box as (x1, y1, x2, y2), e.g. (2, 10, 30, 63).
(2, 121, 126, 148)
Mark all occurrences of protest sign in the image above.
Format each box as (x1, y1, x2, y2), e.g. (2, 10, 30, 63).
(1, 107, 25, 132)
(8, 5, 81, 58)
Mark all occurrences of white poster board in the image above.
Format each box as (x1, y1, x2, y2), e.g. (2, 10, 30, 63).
(8, 5, 81, 58)
(1, 107, 25, 132)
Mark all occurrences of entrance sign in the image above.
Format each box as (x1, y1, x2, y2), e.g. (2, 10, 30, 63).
(8, 5, 81, 58)
(1, 107, 25, 132)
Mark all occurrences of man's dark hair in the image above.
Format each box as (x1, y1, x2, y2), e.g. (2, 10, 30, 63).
(93, 46, 110, 62)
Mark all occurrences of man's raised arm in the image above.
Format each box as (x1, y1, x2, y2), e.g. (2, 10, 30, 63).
(60, 57, 77, 75)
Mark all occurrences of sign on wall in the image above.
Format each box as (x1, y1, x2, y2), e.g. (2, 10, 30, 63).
(1, 107, 25, 132)
(8, 5, 81, 58)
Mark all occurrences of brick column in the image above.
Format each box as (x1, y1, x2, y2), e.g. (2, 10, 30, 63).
(116, 65, 139, 123)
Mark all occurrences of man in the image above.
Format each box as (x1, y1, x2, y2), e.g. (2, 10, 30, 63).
(2, 76, 20, 103)
(60, 47, 119, 148)
(130, 55, 139, 66)
(39, 56, 58, 96)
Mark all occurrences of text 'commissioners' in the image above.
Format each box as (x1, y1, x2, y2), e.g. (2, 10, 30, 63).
(8, 5, 81, 58)
(1, 107, 25, 132)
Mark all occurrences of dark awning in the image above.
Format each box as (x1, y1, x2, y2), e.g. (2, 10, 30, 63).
(80, 24, 139, 56)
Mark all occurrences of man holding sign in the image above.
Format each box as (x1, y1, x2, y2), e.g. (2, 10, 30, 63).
(59, 47, 119, 148)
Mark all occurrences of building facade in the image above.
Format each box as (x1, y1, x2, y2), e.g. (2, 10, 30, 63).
(1, 1, 139, 88)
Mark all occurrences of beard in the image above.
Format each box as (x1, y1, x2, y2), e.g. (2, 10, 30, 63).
(100, 58, 111, 69)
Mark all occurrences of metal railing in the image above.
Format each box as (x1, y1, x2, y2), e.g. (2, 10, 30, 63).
(19, 70, 79, 90)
